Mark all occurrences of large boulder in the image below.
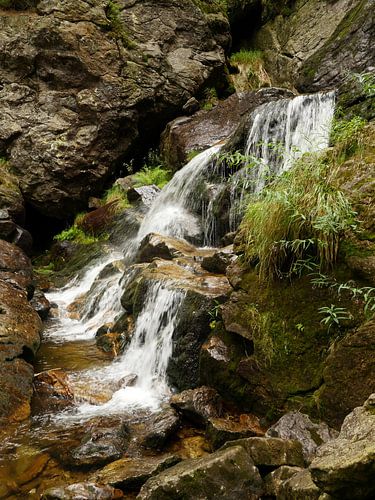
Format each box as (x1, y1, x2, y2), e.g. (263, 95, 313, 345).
(170, 386, 223, 426)
(310, 394, 375, 499)
(206, 414, 264, 450)
(137, 445, 264, 500)
(266, 412, 338, 463)
(0, 0, 229, 218)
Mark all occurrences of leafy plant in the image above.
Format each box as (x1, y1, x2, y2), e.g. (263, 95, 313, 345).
(319, 304, 352, 333)
(241, 152, 357, 280)
(349, 72, 375, 98)
(132, 165, 171, 189)
(330, 115, 366, 157)
(54, 226, 99, 245)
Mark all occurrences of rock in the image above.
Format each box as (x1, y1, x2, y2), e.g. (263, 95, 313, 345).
(160, 89, 293, 171)
(96, 332, 130, 356)
(11, 224, 33, 254)
(278, 469, 321, 500)
(0, 0, 228, 218)
(318, 319, 375, 427)
(136, 233, 197, 263)
(127, 185, 161, 207)
(0, 209, 16, 239)
(66, 420, 130, 469)
(137, 445, 264, 500)
(0, 276, 42, 423)
(201, 246, 236, 274)
(32, 368, 74, 413)
(78, 202, 118, 236)
(170, 386, 223, 426)
(30, 289, 51, 320)
(0, 162, 24, 223)
(141, 406, 180, 450)
(182, 97, 199, 114)
(206, 414, 264, 450)
(0, 238, 32, 279)
(310, 394, 375, 499)
(41, 482, 124, 500)
(266, 412, 338, 463)
(263, 466, 305, 497)
(221, 290, 254, 341)
(91, 455, 180, 490)
(221, 437, 305, 468)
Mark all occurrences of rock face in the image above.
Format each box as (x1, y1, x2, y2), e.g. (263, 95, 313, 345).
(137, 445, 264, 500)
(0, 0, 229, 218)
(266, 412, 338, 463)
(255, 0, 375, 93)
(170, 386, 223, 426)
(310, 394, 375, 499)
(0, 240, 42, 423)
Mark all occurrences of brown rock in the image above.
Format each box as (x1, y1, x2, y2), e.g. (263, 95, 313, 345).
(206, 414, 264, 450)
(170, 386, 224, 426)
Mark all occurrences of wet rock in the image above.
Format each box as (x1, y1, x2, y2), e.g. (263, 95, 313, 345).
(206, 414, 264, 450)
(170, 386, 223, 426)
(33, 368, 74, 413)
(0, 0, 228, 218)
(263, 465, 305, 497)
(266, 412, 338, 463)
(221, 437, 305, 468)
(141, 406, 180, 450)
(225, 259, 246, 289)
(278, 469, 321, 500)
(0, 209, 16, 239)
(137, 445, 264, 500)
(30, 289, 51, 320)
(66, 420, 130, 469)
(127, 185, 161, 207)
(0, 239, 32, 280)
(221, 291, 254, 341)
(0, 276, 42, 422)
(11, 224, 33, 255)
(201, 246, 236, 274)
(310, 394, 375, 499)
(136, 233, 197, 263)
(0, 163, 24, 223)
(78, 202, 118, 236)
(41, 482, 124, 500)
(96, 332, 130, 356)
(91, 454, 180, 490)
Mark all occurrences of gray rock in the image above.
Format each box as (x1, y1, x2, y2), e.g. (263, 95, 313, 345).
(30, 289, 51, 320)
(221, 437, 305, 468)
(137, 445, 264, 500)
(127, 185, 161, 207)
(141, 406, 180, 450)
(310, 394, 375, 499)
(170, 386, 223, 426)
(278, 469, 321, 500)
(263, 466, 304, 497)
(266, 412, 338, 463)
(91, 454, 179, 490)
(136, 233, 197, 263)
(201, 245, 236, 274)
(41, 482, 123, 500)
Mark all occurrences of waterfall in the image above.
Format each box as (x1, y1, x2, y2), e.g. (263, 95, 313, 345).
(229, 90, 336, 229)
(61, 283, 185, 417)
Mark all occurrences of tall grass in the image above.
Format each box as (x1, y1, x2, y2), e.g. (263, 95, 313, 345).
(230, 49, 263, 65)
(132, 165, 171, 188)
(241, 153, 357, 280)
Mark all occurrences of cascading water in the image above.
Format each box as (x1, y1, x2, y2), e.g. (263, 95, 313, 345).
(228, 90, 336, 230)
(63, 282, 185, 417)
(41, 90, 336, 420)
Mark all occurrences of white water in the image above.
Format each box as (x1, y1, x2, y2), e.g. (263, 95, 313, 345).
(229, 90, 336, 229)
(59, 283, 184, 417)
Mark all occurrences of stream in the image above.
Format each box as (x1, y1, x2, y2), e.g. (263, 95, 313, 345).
(0, 91, 335, 498)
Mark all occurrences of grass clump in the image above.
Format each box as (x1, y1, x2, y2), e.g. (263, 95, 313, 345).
(230, 49, 263, 65)
(54, 225, 99, 245)
(106, 0, 136, 49)
(241, 153, 357, 280)
(102, 184, 130, 211)
(229, 49, 270, 91)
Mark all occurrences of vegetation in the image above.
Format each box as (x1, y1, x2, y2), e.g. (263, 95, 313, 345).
(54, 225, 100, 245)
(348, 71, 375, 98)
(106, 0, 135, 49)
(102, 184, 130, 211)
(230, 49, 263, 66)
(229, 49, 270, 90)
(241, 152, 357, 280)
(330, 115, 366, 158)
(132, 164, 171, 188)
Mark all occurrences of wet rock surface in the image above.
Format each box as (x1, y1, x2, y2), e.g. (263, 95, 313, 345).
(206, 414, 264, 450)
(41, 482, 124, 500)
(140, 406, 180, 450)
(127, 185, 161, 207)
(136, 233, 198, 263)
(170, 386, 223, 427)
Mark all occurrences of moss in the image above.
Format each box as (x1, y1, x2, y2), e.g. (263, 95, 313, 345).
(106, 0, 136, 49)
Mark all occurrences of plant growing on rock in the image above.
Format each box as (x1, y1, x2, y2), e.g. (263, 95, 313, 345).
(319, 304, 353, 333)
(241, 152, 357, 280)
(330, 115, 367, 158)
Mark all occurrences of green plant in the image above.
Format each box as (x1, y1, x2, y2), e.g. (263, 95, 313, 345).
(132, 165, 171, 189)
(319, 304, 352, 333)
(330, 115, 366, 157)
(349, 71, 375, 98)
(106, 0, 135, 49)
(209, 300, 221, 330)
(230, 49, 263, 66)
(295, 323, 305, 332)
(34, 262, 55, 276)
(102, 184, 130, 211)
(54, 226, 99, 245)
(241, 152, 357, 280)
(186, 150, 201, 162)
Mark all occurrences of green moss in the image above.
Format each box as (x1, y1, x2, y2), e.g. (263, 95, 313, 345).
(106, 0, 136, 49)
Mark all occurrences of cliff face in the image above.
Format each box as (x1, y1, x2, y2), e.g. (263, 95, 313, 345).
(0, 0, 230, 218)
